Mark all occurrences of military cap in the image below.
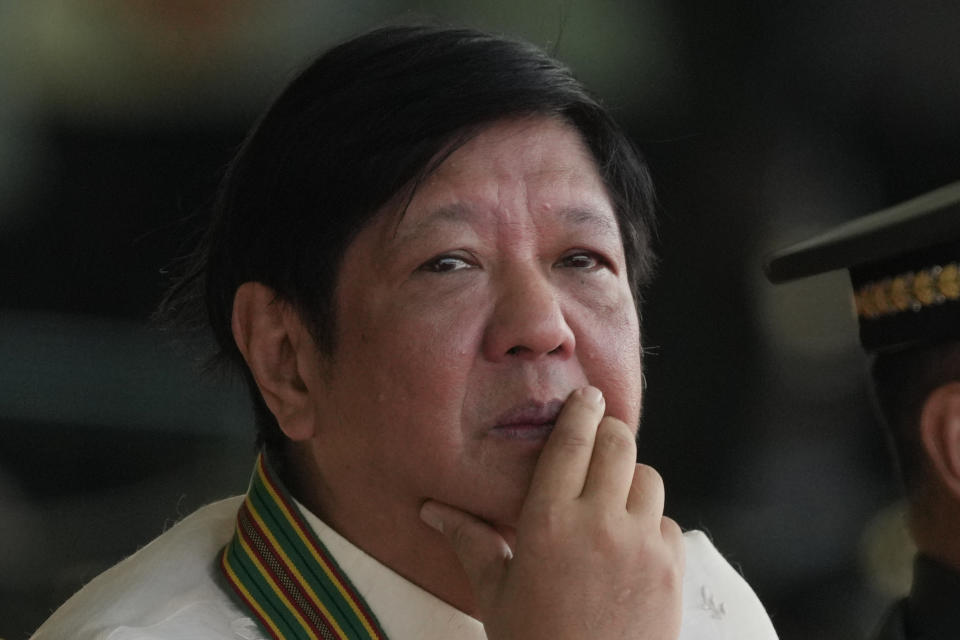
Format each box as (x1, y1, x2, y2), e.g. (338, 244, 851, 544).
(764, 182, 960, 353)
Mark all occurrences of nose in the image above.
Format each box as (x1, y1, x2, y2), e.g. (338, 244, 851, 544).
(482, 267, 576, 362)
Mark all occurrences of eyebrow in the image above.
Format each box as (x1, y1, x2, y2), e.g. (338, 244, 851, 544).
(558, 206, 619, 237)
(390, 203, 472, 244)
(391, 203, 621, 246)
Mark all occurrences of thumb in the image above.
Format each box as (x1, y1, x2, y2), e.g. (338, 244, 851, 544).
(420, 500, 512, 606)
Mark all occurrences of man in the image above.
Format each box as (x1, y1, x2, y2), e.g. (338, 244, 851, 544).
(765, 182, 960, 640)
(32, 25, 777, 640)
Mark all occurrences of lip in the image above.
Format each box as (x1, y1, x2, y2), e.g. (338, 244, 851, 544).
(490, 399, 565, 440)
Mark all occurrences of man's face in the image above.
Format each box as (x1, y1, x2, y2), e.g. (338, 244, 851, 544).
(310, 116, 644, 527)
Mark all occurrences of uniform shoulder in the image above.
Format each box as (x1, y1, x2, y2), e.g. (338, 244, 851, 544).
(30, 496, 254, 640)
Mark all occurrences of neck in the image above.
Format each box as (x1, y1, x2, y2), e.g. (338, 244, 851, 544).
(285, 445, 479, 617)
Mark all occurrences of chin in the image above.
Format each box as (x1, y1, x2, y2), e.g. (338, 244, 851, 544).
(464, 475, 532, 528)
(428, 457, 537, 526)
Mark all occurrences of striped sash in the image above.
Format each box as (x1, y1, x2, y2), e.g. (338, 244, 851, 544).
(220, 453, 388, 640)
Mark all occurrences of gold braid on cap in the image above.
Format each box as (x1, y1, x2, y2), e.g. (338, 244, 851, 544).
(855, 262, 960, 318)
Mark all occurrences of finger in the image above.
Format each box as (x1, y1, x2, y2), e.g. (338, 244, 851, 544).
(625, 463, 665, 517)
(527, 386, 605, 502)
(660, 516, 686, 572)
(580, 416, 637, 505)
(420, 500, 512, 607)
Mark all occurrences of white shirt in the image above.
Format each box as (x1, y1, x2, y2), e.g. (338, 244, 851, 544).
(31, 496, 778, 639)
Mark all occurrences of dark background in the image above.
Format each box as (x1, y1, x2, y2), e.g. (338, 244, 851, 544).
(3, 1, 959, 638)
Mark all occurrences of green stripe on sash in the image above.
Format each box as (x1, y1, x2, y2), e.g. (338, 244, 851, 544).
(221, 453, 388, 640)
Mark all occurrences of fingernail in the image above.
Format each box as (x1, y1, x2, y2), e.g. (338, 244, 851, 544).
(580, 386, 603, 405)
(419, 502, 444, 533)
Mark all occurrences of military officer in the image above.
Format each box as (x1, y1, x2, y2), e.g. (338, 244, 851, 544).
(766, 182, 960, 640)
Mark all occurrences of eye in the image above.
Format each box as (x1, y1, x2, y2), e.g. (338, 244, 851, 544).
(556, 251, 605, 270)
(418, 254, 475, 273)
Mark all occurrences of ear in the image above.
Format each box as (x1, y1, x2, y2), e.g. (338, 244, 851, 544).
(232, 282, 319, 442)
(918, 381, 960, 501)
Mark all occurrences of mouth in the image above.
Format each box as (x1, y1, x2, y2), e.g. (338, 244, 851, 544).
(490, 399, 564, 441)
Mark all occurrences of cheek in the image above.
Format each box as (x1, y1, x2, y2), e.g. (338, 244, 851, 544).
(343, 287, 485, 417)
(328, 303, 480, 486)
(576, 296, 643, 428)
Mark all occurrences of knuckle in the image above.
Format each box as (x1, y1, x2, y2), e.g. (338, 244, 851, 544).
(651, 555, 684, 592)
(556, 430, 593, 453)
(632, 539, 683, 590)
(526, 503, 567, 540)
(587, 512, 628, 552)
(595, 428, 635, 455)
(596, 418, 636, 452)
(447, 519, 472, 550)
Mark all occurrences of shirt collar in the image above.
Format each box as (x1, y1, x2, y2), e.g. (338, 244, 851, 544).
(292, 498, 486, 640)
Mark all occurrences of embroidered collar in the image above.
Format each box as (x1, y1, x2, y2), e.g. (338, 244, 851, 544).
(220, 453, 388, 640)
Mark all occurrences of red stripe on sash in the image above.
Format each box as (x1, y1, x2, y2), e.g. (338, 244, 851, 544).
(237, 501, 341, 638)
(256, 457, 385, 639)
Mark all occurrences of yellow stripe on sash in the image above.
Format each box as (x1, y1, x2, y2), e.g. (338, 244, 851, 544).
(245, 496, 350, 639)
(220, 541, 287, 640)
(236, 522, 323, 640)
(257, 458, 383, 639)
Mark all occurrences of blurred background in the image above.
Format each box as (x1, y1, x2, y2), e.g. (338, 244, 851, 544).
(2, 1, 959, 638)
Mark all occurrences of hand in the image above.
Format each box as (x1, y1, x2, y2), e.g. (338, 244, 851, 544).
(420, 386, 685, 640)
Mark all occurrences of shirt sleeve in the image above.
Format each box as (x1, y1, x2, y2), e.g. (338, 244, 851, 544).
(677, 530, 779, 640)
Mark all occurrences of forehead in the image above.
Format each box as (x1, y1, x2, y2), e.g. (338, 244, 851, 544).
(429, 116, 597, 181)
(385, 116, 617, 242)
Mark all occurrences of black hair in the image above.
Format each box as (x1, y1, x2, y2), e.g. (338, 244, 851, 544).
(870, 340, 960, 498)
(158, 25, 658, 461)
